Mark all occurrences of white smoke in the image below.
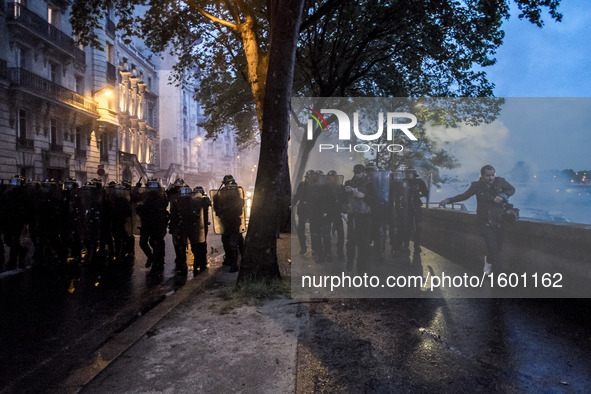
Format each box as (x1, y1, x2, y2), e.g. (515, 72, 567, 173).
(426, 120, 515, 176)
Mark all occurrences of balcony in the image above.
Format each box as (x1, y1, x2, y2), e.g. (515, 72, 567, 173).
(50, 143, 63, 153)
(8, 68, 98, 115)
(16, 137, 34, 149)
(6, 3, 85, 65)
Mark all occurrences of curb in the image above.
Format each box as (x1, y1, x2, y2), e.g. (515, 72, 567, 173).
(58, 254, 226, 394)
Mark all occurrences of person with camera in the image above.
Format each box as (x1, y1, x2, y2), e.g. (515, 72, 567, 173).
(439, 165, 515, 275)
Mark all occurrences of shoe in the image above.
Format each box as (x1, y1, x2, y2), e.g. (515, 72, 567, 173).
(483, 256, 492, 275)
(299, 247, 307, 255)
(145, 258, 153, 268)
(414, 245, 422, 254)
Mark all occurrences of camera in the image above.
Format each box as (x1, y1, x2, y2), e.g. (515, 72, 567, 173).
(501, 202, 520, 223)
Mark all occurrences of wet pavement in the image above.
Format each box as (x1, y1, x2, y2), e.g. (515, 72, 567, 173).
(0, 233, 222, 394)
(3, 233, 591, 393)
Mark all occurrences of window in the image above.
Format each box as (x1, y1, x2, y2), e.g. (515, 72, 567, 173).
(50, 118, 57, 145)
(106, 42, 114, 63)
(15, 46, 26, 69)
(100, 134, 109, 162)
(75, 127, 82, 151)
(47, 6, 57, 25)
(75, 76, 84, 95)
(49, 63, 59, 83)
(17, 109, 27, 140)
(147, 77, 152, 90)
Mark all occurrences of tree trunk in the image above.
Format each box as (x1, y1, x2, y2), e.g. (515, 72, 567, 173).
(238, 0, 304, 283)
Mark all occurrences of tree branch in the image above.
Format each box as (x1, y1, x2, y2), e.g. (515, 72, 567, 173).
(182, 0, 237, 30)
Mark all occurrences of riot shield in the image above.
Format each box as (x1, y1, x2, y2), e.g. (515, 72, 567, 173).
(210, 186, 246, 235)
(132, 187, 168, 234)
(193, 194, 207, 243)
(169, 189, 207, 243)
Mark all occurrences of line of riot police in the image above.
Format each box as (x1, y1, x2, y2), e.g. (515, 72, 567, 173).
(0, 175, 218, 277)
(293, 164, 428, 271)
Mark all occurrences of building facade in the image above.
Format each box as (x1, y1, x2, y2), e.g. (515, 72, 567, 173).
(0, 0, 159, 184)
(157, 52, 243, 191)
(0, 0, 249, 189)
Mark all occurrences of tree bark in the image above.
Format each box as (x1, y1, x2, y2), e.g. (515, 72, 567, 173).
(238, 0, 304, 283)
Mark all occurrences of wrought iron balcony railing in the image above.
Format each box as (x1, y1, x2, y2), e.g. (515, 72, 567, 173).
(7, 68, 98, 114)
(50, 143, 63, 153)
(6, 3, 85, 64)
(16, 137, 34, 149)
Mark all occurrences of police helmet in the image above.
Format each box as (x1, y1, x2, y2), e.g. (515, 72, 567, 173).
(222, 175, 236, 185)
(146, 178, 161, 188)
(91, 178, 103, 188)
(327, 170, 338, 176)
(64, 177, 79, 190)
(173, 178, 186, 187)
(179, 186, 193, 195)
(10, 175, 25, 186)
(193, 186, 206, 195)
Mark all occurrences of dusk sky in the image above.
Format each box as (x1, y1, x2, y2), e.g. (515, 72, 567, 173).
(443, 0, 591, 176)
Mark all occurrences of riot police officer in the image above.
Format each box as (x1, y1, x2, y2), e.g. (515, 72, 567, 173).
(293, 170, 314, 255)
(3, 176, 29, 270)
(323, 170, 346, 261)
(211, 175, 245, 273)
(344, 164, 375, 271)
(62, 177, 84, 266)
(407, 168, 428, 254)
(133, 178, 169, 272)
(105, 181, 133, 262)
(80, 178, 104, 264)
(193, 186, 210, 275)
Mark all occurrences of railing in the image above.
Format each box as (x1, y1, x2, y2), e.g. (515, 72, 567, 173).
(106, 18, 116, 38)
(6, 3, 85, 63)
(50, 143, 63, 153)
(107, 61, 117, 85)
(7, 68, 98, 114)
(16, 137, 34, 149)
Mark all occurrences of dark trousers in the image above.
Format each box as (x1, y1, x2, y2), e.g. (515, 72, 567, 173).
(346, 214, 372, 269)
(140, 229, 166, 268)
(479, 223, 505, 269)
(222, 233, 242, 267)
(296, 213, 308, 251)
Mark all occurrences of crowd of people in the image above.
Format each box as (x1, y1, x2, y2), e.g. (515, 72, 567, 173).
(0, 174, 246, 277)
(294, 163, 515, 275)
(293, 164, 428, 272)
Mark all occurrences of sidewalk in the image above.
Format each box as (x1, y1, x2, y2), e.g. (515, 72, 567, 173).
(61, 235, 303, 394)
